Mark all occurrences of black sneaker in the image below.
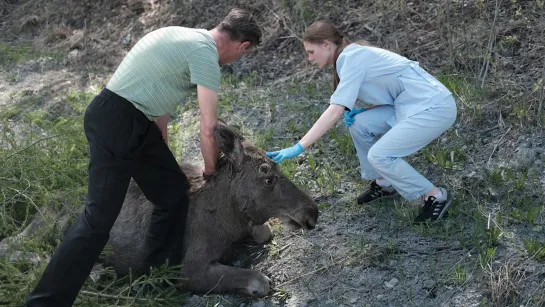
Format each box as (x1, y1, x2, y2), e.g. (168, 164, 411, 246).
(357, 181, 399, 204)
(413, 188, 453, 224)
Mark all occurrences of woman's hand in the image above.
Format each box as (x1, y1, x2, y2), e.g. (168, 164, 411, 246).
(343, 108, 367, 128)
(266, 143, 305, 163)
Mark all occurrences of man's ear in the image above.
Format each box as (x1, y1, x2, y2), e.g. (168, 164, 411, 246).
(239, 41, 251, 51)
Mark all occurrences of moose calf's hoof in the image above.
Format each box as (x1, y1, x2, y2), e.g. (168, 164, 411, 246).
(244, 273, 271, 297)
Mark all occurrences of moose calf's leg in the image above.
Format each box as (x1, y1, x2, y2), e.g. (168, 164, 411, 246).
(250, 222, 273, 244)
(188, 263, 270, 297)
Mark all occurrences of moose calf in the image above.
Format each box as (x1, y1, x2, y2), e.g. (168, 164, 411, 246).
(108, 124, 319, 297)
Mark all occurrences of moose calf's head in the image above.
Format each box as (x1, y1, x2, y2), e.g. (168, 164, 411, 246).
(214, 124, 318, 231)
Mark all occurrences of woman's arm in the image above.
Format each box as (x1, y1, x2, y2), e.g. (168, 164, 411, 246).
(299, 104, 345, 149)
(266, 104, 346, 163)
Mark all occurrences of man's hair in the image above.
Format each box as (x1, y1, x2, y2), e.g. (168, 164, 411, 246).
(217, 8, 262, 47)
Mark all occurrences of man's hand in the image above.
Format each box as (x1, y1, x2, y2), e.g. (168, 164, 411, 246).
(197, 85, 219, 175)
(202, 167, 214, 180)
(155, 114, 169, 142)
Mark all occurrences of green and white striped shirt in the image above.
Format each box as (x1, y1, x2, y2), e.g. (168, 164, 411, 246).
(106, 27, 221, 120)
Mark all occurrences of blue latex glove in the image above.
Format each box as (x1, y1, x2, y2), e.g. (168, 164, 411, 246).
(266, 142, 305, 164)
(343, 108, 367, 128)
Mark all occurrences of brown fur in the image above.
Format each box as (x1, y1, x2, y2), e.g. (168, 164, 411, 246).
(108, 124, 319, 297)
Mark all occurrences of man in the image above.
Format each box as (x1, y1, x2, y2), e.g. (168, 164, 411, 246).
(26, 8, 261, 307)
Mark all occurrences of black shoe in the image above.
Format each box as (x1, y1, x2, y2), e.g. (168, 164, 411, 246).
(357, 181, 399, 204)
(413, 188, 452, 224)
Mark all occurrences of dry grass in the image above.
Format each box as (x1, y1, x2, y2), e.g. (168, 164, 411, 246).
(483, 261, 524, 305)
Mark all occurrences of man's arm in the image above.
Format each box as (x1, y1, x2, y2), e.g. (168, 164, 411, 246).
(155, 114, 169, 142)
(197, 85, 219, 176)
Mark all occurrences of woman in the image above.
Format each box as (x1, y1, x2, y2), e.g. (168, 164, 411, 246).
(266, 20, 457, 223)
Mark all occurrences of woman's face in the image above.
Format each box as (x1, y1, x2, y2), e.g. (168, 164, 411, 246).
(303, 40, 333, 69)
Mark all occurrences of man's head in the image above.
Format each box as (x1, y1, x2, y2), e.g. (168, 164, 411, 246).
(212, 8, 262, 64)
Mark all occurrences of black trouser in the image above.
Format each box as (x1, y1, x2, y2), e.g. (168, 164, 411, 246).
(26, 89, 190, 307)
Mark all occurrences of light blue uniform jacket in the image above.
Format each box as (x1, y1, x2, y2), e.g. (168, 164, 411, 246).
(330, 44, 452, 125)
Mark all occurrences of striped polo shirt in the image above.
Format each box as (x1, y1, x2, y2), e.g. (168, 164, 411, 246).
(106, 27, 221, 120)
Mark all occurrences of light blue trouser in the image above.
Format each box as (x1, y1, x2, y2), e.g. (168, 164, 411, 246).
(349, 96, 457, 200)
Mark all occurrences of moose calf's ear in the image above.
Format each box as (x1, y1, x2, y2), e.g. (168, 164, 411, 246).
(214, 124, 245, 166)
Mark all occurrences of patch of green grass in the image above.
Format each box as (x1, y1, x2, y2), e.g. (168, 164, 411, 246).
(422, 147, 466, 170)
(436, 74, 492, 122)
(487, 167, 505, 186)
(220, 70, 261, 89)
(1, 93, 190, 305)
(0, 259, 41, 305)
(0, 90, 108, 305)
(452, 264, 469, 286)
(471, 210, 502, 249)
(0, 125, 88, 239)
(523, 239, 545, 261)
(253, 128, 274, 150)
(502, 168, 529, 192)
(276, 158, 298, 181)
(267, 240, 281, 260)
(272, 287, 291, 301)
(510, 197, 542, 225)
(412, 215, 461, 239)
(329, 127, 356, 157)
(66, 88, 100, 114)
(437, 74, 488, 101)
(286, 81, 329, 98)
(0, 93, 42, 121)
(347, 240, 400, 267)
(0, 43, 62, 66)
(0, 89, 100, 238)
(314, 162, 342, 195)
(478, 247, 497, 268)
(0, 105, 23, 120)
(72, 265, 188, 306)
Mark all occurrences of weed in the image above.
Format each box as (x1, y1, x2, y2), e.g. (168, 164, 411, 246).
(329, 127, 355, 157)
(314, 162, 342, 196)
(422, 147, 465, 169)
(0, 94, 42, 121)
(437, 75, 488, 101)
(268, 241, 280, 260)
(0, 118, 88, 239)
(482, 263, 523, 306)
(272, 288, 291, 301)
(510, 197, 542, 226)
(453, 264, 468, 286)
(478, 247, 497, 268)
(253, 128, 274, 150)
(523, 239, 545, 261)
